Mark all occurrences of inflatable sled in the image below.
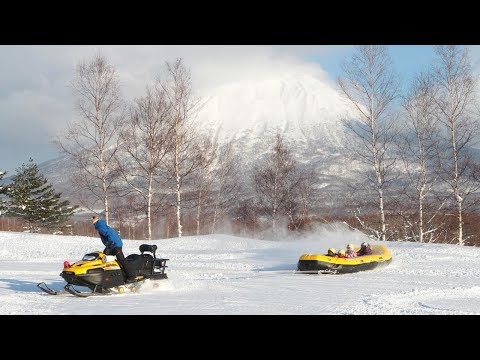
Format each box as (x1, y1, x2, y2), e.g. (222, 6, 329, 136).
(297, 244, 392, 274)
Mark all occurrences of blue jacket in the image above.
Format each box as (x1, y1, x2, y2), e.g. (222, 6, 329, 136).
(94, 219, 123, 249)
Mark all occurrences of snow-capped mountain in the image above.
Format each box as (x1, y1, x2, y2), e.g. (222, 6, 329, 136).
(198, 73, 351, 152)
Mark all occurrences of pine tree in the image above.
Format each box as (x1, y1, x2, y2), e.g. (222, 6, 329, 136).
(7, 158, 78, 232)
(0, 169, 7, 215)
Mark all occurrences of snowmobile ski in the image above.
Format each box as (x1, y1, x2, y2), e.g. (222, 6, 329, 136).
(64, 284, 113, 297)
(38, 281, 146, 297)
(37, 282, 70, 295)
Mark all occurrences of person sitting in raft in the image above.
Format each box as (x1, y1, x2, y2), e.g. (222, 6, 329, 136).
(357, 242, 373, 256)
(345, 243, 357, 258)
(337, 249, 346, 258)
(327, 248, 337, 257)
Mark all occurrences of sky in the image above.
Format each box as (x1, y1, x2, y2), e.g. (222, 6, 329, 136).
(1, 225, 480, 315)
(2, 45, 480, 175)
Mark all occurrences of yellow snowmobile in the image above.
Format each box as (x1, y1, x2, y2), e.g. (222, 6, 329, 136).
(37, 244, 168, 297)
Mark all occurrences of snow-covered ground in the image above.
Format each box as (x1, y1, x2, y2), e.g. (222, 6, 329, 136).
(1, 227, 480, 315)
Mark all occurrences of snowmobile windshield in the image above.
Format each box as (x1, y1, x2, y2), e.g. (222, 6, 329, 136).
(82, 253, 100, 261)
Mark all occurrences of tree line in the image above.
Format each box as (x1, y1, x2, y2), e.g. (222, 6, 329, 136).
(1, 45, 480, 245)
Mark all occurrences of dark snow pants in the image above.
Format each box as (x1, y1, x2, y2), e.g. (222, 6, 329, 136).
(111, 247, 136, 280)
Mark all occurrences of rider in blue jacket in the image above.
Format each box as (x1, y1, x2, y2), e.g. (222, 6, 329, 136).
(92, 216, 136, 283)
(95, 217, 123, 250)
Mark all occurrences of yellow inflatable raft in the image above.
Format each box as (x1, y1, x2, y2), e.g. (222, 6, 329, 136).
(297, 245, 392, 274)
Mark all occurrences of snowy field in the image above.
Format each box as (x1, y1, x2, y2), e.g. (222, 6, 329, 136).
(1, 227, 480, 315)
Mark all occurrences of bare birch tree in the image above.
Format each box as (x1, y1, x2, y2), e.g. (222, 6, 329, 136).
(190, 134, 217, 235)
(160, 58, 202, 238)
(192, 139, 244, 235)
(432, 45, 480, 245)
(400, 72, 443, 242)
(253, 131, 308, 238)
(117, 83, 173, 240)
(210, 142, 243, 233)
(284, 167, 317, 231)
(55, 54, 124, 224)
(338, 45, 400, 241)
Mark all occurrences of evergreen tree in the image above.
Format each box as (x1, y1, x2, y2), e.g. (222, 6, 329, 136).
(7, 158, 78, 232)
(0, 169, 7, 215)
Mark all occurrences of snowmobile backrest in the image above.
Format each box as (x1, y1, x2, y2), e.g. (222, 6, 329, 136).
(139, 244, 157, 254)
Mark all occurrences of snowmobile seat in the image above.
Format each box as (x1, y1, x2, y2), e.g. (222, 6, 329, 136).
(139, 244, 157, 254)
